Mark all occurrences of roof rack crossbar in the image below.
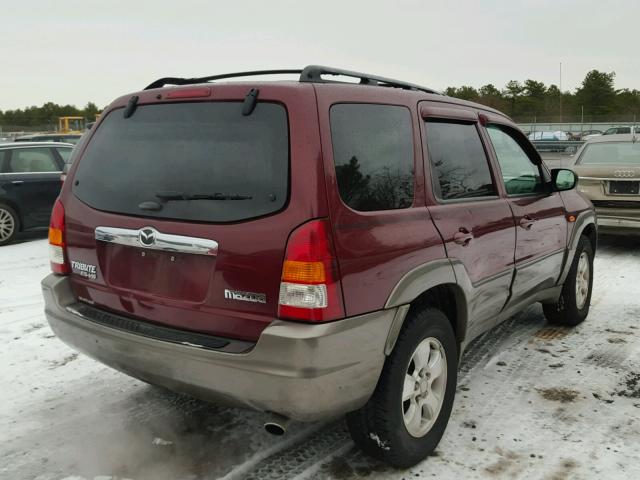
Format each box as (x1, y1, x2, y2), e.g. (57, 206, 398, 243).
(143, 65, 440, 95)
(299, 65, 439, 94)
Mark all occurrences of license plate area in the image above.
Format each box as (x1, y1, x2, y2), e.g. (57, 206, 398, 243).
(609, 181, 639, 195)
(103, 245, 214, 302)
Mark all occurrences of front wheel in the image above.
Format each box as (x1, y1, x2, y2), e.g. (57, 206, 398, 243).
(543, 235, 593, 326)
(346, 307, 457, 468)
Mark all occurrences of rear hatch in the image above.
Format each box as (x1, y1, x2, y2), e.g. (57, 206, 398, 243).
(61, 84, 325, 342)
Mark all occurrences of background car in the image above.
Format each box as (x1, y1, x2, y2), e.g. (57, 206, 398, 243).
(570, 134, 640, 233)
(602, 126, 640, 136)
(0, 142, 73, 245)
(577, 129, 603, 140)
(14, 133, 82, 145)
(527, 130, 570, 141)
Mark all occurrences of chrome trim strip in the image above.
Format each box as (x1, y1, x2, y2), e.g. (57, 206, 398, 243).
(0, 171, 62, 176)
(95, 226, 218, 256)
(580, 176, 639, 181)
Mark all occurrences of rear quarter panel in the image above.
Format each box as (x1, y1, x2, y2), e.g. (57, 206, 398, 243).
(314, 85, 446, 317)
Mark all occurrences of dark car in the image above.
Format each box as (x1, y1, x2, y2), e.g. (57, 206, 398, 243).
(41, 66, 596, 467)
(0, 142, 73, 245)
(15, 134, 82, 145)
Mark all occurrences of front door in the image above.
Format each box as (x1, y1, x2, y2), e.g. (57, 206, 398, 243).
(420, 104, 516, 339)
(483, 123, 567, 305)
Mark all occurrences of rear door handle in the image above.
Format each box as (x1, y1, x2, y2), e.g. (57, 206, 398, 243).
(11, 180, 24, 185)
(453, 228, 474, 246)
(519, 215, 536, 230)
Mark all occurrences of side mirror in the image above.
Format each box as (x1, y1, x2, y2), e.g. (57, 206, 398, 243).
(551, 168, 577, 191)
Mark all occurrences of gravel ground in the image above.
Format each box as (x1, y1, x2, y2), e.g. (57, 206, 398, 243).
(1, 234, 639, 480)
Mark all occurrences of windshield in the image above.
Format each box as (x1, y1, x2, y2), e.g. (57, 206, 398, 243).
(73, 101, 289, 222)
(578, 142, 640, 165)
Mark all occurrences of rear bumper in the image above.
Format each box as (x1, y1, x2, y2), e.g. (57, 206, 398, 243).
(596, 208, 640, 231)
(42, 274, 395, 421)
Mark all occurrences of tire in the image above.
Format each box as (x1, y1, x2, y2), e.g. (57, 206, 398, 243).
(543, 235, 593, 326)
(346, 307, 457, 468)
(0, 203, 19, 246)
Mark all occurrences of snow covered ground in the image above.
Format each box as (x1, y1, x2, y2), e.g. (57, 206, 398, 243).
(1, 234, 639, 480)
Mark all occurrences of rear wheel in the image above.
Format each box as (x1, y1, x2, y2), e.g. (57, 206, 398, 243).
(346, 307, 457, 468)
(0, 204, 18, 246)
(543, 235, 593, 326)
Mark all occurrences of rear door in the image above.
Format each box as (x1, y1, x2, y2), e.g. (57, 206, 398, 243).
(483, 122, 567, 304)
(420, 103, 516, 338)
(4, 146, 62, 228)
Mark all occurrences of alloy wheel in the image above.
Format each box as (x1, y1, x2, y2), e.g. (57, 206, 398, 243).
(575, 251, 590, 310)
(402, 337, 447, 438)
(0, 208, 15, 242)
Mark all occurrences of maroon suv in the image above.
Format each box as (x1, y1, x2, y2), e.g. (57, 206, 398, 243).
(41, 66, 596, 467)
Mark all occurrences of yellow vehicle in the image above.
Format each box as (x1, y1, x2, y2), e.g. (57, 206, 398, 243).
(57, 116, 86, 134)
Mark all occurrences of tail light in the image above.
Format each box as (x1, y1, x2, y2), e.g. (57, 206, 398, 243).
(278, 219, 345, 322)
(48, 199, 69, 275)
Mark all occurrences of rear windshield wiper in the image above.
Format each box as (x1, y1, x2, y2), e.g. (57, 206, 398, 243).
(155, 191, 253, 201)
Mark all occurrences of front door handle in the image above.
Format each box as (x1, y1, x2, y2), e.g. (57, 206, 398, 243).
(11, 180, 24, 185)
(519, 215, 535, 230)
(453, 228, 474, 246)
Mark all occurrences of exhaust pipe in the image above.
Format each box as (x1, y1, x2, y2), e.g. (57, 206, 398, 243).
(264, 414, 291, 436)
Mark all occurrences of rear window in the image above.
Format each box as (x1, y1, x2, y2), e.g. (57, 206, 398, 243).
(578, 142, 640, 165)
(73, 102, 289, 223)
(330, 104, 414, 211)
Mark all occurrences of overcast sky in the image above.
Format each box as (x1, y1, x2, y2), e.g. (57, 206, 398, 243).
(1, 0, 638, 110)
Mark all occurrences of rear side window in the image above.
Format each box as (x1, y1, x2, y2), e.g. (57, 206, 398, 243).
(55, 147, 73, 163)
(73, 102, 289, 223)
(330, 104, 414, 211)
(425, 121, 496, 200)
(9, 148, 60, 173)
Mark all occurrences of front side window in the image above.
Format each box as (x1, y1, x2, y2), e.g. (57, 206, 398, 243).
(487, 125, 544, 195)
(425, 121, 496, 200)
(330, 104, 414, 211)
(9, 148, 60, 173)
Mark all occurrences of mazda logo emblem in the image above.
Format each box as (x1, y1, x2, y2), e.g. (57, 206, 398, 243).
(138, 227, 156, 246)
(614, 169, 635, 178)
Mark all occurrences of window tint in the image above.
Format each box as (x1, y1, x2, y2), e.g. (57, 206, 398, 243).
(9, 148, 59, 173)
(487, 125, 544, 195)
(0, 150, 7, 171)
(618, 127, 631, 134)
(425, 121, 496, 200)
(56, 147, 73, 163)
(73, 102, 289, 223)
(330, 104, 414, 211)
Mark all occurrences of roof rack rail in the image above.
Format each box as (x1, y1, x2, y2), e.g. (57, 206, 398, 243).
(144, 65, 440, 95)
(299, 65, 439, 94)
(144, 69, 303, 90)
